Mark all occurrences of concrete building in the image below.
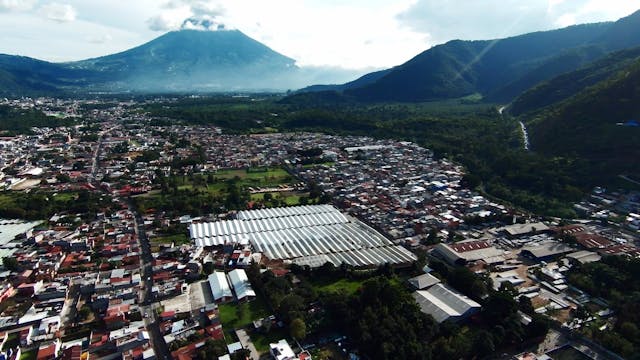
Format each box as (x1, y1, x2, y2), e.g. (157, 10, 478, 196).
(431, 241, 505, 266)
(413, 284, 481, 323)
(520, 241, 574, 261)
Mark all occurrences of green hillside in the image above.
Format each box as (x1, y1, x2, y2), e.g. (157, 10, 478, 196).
(526, 59, 640, 184)
(510, 47, 640, 115)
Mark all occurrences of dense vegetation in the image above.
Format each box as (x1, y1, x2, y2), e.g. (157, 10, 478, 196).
(133, 168, 300, 216)
(567, 256, 640, 358)
(509, 46, 640, 116)
(0, 105, 75, 134)
(249, 260, 550, 360)
(0, 190, 111, 220)
(524, 58, 640, 185)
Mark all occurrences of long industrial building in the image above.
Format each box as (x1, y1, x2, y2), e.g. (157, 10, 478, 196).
(190, 205, 416, 268)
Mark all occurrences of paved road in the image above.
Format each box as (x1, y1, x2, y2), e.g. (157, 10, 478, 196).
(236, 329, 260, 360)
(130, 201, 172, 360)
(89, 124, 171, 359)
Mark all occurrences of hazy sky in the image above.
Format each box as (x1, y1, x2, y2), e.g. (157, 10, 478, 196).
(0, 0, 638, 69)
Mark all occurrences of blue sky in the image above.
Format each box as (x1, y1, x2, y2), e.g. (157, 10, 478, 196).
(0, 0, 638, 69)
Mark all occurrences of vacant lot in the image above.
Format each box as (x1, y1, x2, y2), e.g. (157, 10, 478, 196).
(219, 295, 271, 330)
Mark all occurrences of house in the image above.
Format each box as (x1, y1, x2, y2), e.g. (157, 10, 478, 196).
(574, 233, 613, 250)
(227, 342, 244, 356)
(36, 340, 60, 360)
(270, 339, 296, 360)
(412, 284, 481, 323)
(60, 345, 82, 360)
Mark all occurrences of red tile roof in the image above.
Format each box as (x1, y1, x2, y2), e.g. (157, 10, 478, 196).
(575, 233, 613, 249)
(450, 240, 490, 253)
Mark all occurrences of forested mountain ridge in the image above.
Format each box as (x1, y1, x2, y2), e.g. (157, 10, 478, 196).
(300, 10, 640, 103)
(524, 57, 640, 184)
(509, 46, 640, 116)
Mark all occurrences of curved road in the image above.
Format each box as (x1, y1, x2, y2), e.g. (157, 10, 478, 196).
(498, 106, 530, 151)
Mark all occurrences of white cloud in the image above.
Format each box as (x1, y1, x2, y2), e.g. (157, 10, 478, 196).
(397, 0, 640, 44)
(0, 0, 638, 69)
(147, 0, 228, 31)
(39, 2, 77, 23)
(0, 0, 37, 12)
(86, 33, 112, 44)
(0, 12, 146, 62)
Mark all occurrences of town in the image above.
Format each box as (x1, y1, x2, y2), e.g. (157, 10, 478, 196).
(0, 97, 638, 360)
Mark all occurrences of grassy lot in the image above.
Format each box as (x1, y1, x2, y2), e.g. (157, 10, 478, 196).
(164, 168, 294, 195)
(2, 332, 19, 351)
(19, 349, 37, 360)
(250, 192, 308, 206)
(302, 162, 335, 169)
(219, 296, 271, 330)
(309, 278, 364, 296)
(52, 192, 78, 201)
(151, 233, 190, 245)
(135, 167, 298, 215)
(310, 342, 348, 360)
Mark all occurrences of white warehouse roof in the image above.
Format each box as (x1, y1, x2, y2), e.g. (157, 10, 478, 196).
(190, 205, 416, 268)
(208, 271, 232, 301)
(413, 284, 481, 323)
(227, 269, 256, 301)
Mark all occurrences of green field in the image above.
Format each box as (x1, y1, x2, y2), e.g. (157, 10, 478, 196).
(218, 296, 271, 330)
(309, 278, 364, 295)
(136, 167, 299, 216)
(151, 233, 190, 245)
(19, 349, 36, 360)
(250, 192, 308, 206)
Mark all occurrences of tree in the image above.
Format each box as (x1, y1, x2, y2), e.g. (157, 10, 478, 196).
(424, 228, 440, 245)
(473, 330, 496, 355)
(56, 173, 71, 183)
(230, 349, 251, 360)
(278, 294, 305, 323)
(518, 295, 535, 315)
(2, 257, 19, 271)
(290, 318, 306, 339)
(78, 305, 92, 321)
(201, 339, 227, 359)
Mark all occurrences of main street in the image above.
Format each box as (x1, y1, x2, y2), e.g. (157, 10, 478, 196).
(131, 201, 172, 360)
(90, 125, 171, 359)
